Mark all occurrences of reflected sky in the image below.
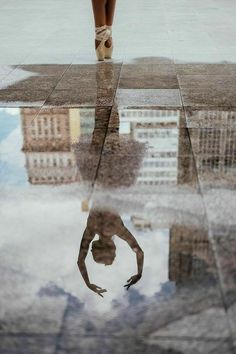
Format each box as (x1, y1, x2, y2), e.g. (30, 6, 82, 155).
(0, 107, 172, 315)
(0, 108, 27, 185)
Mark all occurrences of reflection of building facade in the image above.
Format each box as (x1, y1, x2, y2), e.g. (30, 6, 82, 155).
(120, 109, 179, 186)
(169, 225, 215, 284)
(21, 108, 94, 184)
(123, 109, 196, 231)
(197, 110, 236, 128)
(192, 111, 236, 175)
(119, 109, 193, 186)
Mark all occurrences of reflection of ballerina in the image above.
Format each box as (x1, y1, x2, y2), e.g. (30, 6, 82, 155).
(75, 106, 145, 189)
(73, 63, 145, 189)
(77, 208, 144, 297)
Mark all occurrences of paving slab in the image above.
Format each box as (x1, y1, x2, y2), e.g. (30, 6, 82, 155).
(116, 89, 182, 108)
(119, 64, 178, 89)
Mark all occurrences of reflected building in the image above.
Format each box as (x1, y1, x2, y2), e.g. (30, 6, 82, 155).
(195, 110, 236, 128)
(21, 107, 196, 187)
(21, 108, 95, 185)
(119, 109, 179, 186)
(118, 108, 196, 233)
(169, 224, 215, 284)
(117, 109, 215, 285)
(191, 110, 236, 175)
(196, 129, 236, 174)
(119, 108, 194, 187)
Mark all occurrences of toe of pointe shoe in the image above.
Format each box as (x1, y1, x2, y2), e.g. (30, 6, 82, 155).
(96, 41, 105, 61)
(96, 49, 105, 61)
(104, 46, 113, 59)
(97, 55, 105, 61)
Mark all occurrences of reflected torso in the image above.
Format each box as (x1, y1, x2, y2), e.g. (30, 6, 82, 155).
(87, 208, 123, 239)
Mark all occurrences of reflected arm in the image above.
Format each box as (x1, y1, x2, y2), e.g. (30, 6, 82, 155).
(117, 225, 144, 281)
(77, 226, 107, 297)
(77, 226, 95, 287)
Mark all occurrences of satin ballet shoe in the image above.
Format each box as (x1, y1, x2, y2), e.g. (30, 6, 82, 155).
(104, 26, 113, 59)
(104, 42, 113, 59)
(95, 25, 110, 61)
(96, 41, 105, 61)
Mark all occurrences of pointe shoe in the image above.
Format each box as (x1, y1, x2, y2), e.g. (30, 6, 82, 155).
(104, 43, 113, 59)
(96, 41, 105, 61)
(95, 25, 110, 61)
(104, 26, 113, 59)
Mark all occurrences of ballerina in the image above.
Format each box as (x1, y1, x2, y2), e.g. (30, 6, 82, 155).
(91, 0, 116, 60)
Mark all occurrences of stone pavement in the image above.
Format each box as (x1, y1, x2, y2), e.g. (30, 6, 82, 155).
(0, 0, 236, 353)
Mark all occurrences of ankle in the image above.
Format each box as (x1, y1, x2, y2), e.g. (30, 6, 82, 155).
(106, 26, 112, 38)
(95, 25, 108, 43)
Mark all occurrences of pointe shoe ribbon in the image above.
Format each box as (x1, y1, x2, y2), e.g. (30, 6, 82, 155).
(95, 25, 111, 61)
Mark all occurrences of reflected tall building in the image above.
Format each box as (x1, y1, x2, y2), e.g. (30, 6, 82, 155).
(119, 108, 196, 234)
(191, 110, 236, 175)
(169, 224, 215, 284)
(119, 108, 194, 186)
(21, 108, 94, 184)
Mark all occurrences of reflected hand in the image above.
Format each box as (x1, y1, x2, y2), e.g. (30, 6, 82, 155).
(124, 274, 142, 290)
(88, 284, 107, 297)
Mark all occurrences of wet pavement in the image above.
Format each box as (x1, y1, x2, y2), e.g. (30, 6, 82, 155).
(1, 0, 236, 353)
